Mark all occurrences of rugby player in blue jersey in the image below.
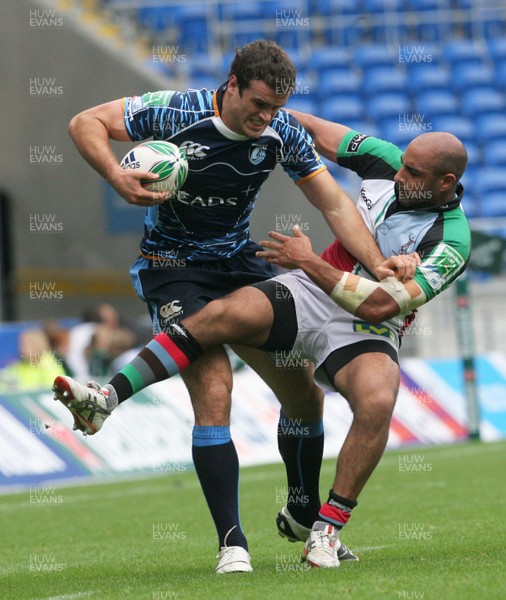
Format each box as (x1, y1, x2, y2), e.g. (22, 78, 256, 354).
(62, 41, 409, 573)
(56, 123, 468, 569)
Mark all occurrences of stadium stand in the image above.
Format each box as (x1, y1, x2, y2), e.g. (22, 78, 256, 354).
(89, 0, 506, 219)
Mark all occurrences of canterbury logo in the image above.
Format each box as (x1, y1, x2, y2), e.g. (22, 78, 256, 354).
(159, 300, 183, 319)
(179, 141, 209, 158)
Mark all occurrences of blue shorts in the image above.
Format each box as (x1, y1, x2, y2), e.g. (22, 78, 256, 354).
(130, 240, 276, 333)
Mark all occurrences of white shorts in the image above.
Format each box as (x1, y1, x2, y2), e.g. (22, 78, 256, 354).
(270, 270, 400, 375)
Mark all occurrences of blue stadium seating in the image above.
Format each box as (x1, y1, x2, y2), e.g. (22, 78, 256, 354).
(463, 141, 480, 170)
(367, 93, 411, 122)
(408, 65, 450, 96)
(488, 37, 506, 63)
(319, 96, 365, 122)
(482, 139, 506, 167)
(452, 63, 495, 93)
(441, 40, 488, 68)
(415, 90, 459, 120)
(319, 70, 362, 99)
(362, 67, 408, 97)
(313, 0, 362, 16)
(354, 44, 398, 73)
(475, 115, 506, 144)
(479, 192, 506, 218)
(380, 117, 420, 148)
(310, 46, 353, 76)
(285, 97, 320, 115)
(461, 88, 505, 119)
(343, 120, 380, 138)
(430, 115, 475, 144)
(494, 60, 506, 91)
(475, 168, 506, 203)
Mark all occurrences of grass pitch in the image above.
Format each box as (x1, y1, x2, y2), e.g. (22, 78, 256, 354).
(1, 440, 505, 600)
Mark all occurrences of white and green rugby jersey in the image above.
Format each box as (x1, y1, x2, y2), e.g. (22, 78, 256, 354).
(322, 130, 471, 306)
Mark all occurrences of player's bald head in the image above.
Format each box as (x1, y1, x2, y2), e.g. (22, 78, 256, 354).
(408, 132, 468, 180)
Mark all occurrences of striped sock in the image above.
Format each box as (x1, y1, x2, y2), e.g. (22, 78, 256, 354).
(318, 491, 357, 530)
(108, 324, 203, 403)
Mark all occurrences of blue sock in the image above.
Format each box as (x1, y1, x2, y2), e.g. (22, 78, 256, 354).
(192, 425, 248, 550)
(277, 409, 324, 528)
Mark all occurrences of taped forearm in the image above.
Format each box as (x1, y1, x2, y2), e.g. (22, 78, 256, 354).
(329, 273, 426, 317)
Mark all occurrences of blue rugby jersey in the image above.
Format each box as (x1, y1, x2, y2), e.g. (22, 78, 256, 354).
(123, 84, 326, 260)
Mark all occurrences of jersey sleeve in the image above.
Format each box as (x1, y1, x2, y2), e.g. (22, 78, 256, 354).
(123, 89, 214, 141)
(274, 111, 327, 184)
(336, 130, 403, 181)
(414, 209, 471, 300)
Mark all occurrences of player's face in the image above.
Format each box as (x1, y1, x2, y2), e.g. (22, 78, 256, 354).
(222, 76, 290, 138)
(394, 144, 442, 209)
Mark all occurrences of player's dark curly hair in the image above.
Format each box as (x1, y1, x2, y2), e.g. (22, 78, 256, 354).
(229, 40, 296, 96)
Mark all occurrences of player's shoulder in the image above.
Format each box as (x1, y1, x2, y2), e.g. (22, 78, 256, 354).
(130, 88, 215, 110)
(271, 109, 310, 138)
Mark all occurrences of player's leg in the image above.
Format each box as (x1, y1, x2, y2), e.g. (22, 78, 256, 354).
(232, 347, 324, 533)
(329, 351, 400, 501)
(177, 345, 253, 573)
(305, 350, 399, 568)
(52, 286, 274, 434)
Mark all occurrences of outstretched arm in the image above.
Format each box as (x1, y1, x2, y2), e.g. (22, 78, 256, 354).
(258, 226, 425, 323)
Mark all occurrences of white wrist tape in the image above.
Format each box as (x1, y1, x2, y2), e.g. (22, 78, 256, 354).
(329, 272, 378, 314)
(380, 277, 426, 313)
(329, 273, 426, 316)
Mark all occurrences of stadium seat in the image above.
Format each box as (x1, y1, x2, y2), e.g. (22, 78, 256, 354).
(319, 70, 362, 99)
(230, 30, 269, 49)
(430, 115, 475, 144)
(461, 88, 505, 120)
(179, 7, 210, 54)
(408, 1, 454, 42)
(367, 93, 411, 122)
(311, 46, 353, 76)
(398, 41, 442, 67)
(479, 192, 506, 218)
(452, 63, 496, 93)
(285, 96, 320, 115)
(354, 44, 398, 74)
(343, 120, 380, 138)
(462, 141, 480, 171)
(480, 8, 506, 40)
(319, 96, 365, 122)
(362, 67, 408, 97)
(415, 90, 459, 120)
(459, 165, 477, 203)
(441, 40, 488, 69)
(460, 195, 480, 219)
(380, 118, 420, 149)
(274, 27, 312, 54)
(475, 167, 506, 203)
(482, 139, 506, 167)
(137, 6, 184, 34)
(475, 115, 506, 144)
(314, 0, 362, 16)
(494, 60, 506, 91)
(488, 37, 506, 64)
(407, 65, 451, 96)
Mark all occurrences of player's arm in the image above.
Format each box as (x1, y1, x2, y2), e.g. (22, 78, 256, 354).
(288, 109, 349, 163)
(298, 170, 414, 281)
(258, 226, 426, 324)
(68, 99, 167, 206)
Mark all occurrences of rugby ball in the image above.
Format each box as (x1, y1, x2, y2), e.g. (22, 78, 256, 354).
(120, 140, 188, 194)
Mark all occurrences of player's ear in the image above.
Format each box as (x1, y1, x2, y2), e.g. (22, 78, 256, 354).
(227, 75, 238, 92)
(440, 173, 457, 192)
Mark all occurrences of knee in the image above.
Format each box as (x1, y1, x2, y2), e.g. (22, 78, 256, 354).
(353, 390, 397, 429)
